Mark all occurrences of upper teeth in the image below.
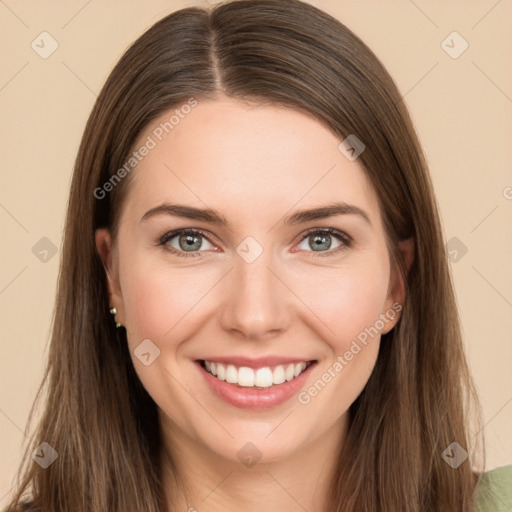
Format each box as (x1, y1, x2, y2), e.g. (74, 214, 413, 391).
(204, 360, 309, 388)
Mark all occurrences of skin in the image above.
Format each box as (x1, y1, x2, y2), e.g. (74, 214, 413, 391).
(96, 96, 414, 512)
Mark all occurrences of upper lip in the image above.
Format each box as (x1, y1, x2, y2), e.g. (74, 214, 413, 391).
(197, 356, 316, 369)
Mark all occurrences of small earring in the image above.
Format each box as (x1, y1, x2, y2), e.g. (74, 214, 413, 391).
(109, 307, 122, 328)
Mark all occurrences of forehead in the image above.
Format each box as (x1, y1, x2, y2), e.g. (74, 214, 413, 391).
(122, 98, 381, 228)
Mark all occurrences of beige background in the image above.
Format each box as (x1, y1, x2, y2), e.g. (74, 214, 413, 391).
(1, 0, 511, 506)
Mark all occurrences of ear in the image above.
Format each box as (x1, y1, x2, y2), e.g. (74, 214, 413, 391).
(381, 237, 414, 334)
(95, 228, 125, 326)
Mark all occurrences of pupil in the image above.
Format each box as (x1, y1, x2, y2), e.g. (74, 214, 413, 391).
(180, 234, 201, 251)
(311, 234, 331, 251)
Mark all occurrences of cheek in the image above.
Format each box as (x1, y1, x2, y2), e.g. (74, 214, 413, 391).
(121, 265, 187, 341)
(294, 256, 391, 351)
(116, 240, 169, 338)
(117, 252, 207, 425)
(295, 263, 389, 419)
(118, 249, 220, 346)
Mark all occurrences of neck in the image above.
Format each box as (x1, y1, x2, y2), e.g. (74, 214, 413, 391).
(159, 413, 348, 512)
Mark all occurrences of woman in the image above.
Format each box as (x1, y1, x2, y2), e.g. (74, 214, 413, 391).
(4, 0, 511, 511)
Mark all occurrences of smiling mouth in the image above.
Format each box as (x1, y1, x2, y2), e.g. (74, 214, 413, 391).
(198, 359, 316, 389)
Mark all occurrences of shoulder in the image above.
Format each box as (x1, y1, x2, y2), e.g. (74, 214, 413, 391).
(3, 470, 512, 512)
(475, 464, 512, 512)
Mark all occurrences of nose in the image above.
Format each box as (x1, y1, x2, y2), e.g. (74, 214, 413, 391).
(218, 250, 292, 341)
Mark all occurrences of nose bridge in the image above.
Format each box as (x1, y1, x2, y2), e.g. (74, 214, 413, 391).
(218, 241, 290, 339)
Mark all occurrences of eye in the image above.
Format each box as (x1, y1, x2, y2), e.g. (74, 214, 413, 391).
(158, 227, 352, 258)
(159, 229, 215, 257)
(295, 228, 352, 256)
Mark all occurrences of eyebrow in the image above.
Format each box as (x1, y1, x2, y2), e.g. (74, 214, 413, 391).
(140, 201, 371, 227)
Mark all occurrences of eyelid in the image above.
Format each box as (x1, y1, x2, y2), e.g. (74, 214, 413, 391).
(159, 228, 212, 245)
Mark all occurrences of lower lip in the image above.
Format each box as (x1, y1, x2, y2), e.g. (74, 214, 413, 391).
(195, 360, 316, 410)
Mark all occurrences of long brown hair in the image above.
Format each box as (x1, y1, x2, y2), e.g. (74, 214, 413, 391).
(6, 1, 484, 510)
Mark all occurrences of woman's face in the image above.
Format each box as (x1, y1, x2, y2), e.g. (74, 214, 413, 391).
(96, 97, 409, 465)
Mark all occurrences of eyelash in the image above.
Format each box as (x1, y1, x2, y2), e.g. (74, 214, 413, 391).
(158, 228, 353, 258)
